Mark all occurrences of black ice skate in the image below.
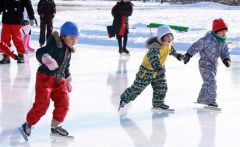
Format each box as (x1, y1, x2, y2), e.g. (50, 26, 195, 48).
(151, 103, 174, 113)
(122, 48, 129, 54)
(159, 103, 170, 109)
(50, 126, 74, 140)
(119, 47, 123, 54)
(18, 122, 32, 141)
(207, 102, 218, 107)
(0, 56, 10, 64)
(17, 54, 24, 63)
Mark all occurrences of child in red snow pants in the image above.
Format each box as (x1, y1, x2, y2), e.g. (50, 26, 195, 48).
(26, 72, 69, 126)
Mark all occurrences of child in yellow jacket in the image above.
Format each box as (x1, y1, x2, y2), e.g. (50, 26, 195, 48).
(119, 25, 184, 111)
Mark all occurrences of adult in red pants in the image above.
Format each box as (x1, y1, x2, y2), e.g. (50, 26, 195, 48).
(19, 21, 79, 141)
(0, 0, 35, 64)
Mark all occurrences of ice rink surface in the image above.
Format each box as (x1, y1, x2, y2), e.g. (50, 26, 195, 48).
(1, 1, 240, 146)
(0, 44, 240, 147)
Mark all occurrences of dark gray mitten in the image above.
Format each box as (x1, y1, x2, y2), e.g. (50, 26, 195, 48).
(183, 53, 192, 64)
(223, 58, 231, 68)
(175, 53, 184, 61)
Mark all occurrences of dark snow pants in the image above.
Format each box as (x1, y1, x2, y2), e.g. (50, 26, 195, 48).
(39, 17, 53, 45)
(120, 66, 168, 108)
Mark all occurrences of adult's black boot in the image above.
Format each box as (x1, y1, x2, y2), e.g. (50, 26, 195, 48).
(17, 54, 24, 63)
(0, 54, 10, 64)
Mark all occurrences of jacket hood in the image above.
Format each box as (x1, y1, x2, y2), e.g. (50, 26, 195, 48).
(47, 31, 76, 53)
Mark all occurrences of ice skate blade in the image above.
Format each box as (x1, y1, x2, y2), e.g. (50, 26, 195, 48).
(194, 102, 221, 111)
(203, 106, 221, 111)
(50, 133, 74, 140)
(18, 127, 28, 141)
(194, 101, 206, 105)
(151, 108, 175, 113)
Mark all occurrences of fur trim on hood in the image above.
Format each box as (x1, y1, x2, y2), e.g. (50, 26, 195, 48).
(52, 31, 76, 53)
(145, 37, 163, 50)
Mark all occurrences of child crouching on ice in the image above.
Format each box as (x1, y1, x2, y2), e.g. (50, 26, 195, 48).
(119, 25, 184, 111)
(19, 21, 79, 141)
(183, 18, 231, 107)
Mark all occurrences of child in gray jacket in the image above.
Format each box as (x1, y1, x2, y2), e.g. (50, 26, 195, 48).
(184, 18, 231, 107)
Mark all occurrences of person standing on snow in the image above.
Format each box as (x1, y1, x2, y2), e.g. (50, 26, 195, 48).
(37, 0, 56, 47)
(119, 25, 184, 111)
(108, 0, 133, 55)
(0, 0, 36, 64)
(183, 18, 231, 107)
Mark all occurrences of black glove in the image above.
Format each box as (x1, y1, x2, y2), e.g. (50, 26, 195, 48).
(223, 58, 231, 68)
(183, 53, 192, 64)
(175, 53, 184, 61)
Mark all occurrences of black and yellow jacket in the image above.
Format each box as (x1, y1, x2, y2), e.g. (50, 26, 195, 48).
(141, 37, 178, 76)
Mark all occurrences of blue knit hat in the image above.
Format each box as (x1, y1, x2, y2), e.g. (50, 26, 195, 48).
(60, 21, 79, 36)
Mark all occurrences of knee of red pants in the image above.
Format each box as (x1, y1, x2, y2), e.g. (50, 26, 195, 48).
(52, 98, 69, 123)
(26, 101, 50, 125)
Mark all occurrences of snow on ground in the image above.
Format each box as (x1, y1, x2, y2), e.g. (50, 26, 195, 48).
(32, 1, 239, 54)
(0, 1, 240, 147)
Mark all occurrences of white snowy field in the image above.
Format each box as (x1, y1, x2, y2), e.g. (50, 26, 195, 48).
(0, 1, 240, 147)
(13, 0, 240, 55)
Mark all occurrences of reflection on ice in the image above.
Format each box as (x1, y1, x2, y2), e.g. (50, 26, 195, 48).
(196, 108, 218, 147)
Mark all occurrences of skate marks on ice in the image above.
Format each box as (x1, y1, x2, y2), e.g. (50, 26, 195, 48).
(193, 102, 221, 112)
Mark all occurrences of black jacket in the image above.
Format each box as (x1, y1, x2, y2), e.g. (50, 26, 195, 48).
(36, 31, 73, 82)
(110, 1, 133, 37)
(37, 0, 56, 19)
(0, 1, 3, 14)
(1, 0, 35, 25)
